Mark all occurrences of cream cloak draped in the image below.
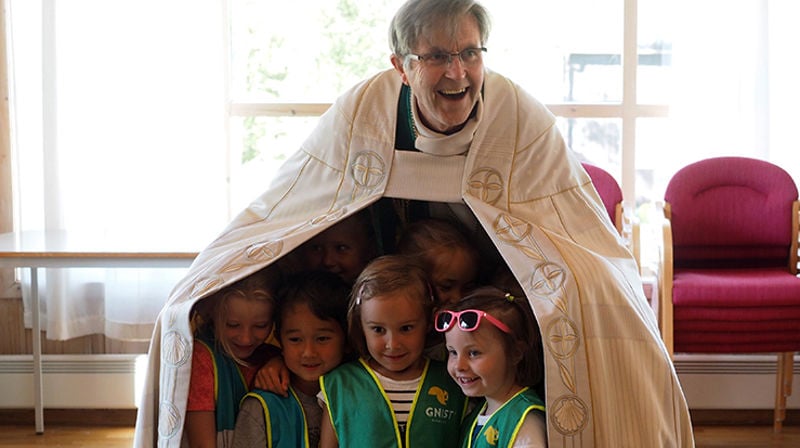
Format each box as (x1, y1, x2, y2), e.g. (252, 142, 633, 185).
(134, 69, 694, 447)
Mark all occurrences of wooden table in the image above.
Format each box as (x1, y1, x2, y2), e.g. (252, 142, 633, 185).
(0, 231, 199, 434)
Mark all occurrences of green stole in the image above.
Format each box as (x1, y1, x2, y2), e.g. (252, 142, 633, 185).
(320, 357, 466, 447)
(461, 387, 546, 448)
(395, 83, 417, 151)
(242, 388, 309, 448)
(195, 337, 249, 432)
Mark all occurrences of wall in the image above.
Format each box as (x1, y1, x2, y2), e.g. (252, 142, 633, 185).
(0, 352, 797, 412)
(0, 292, 797, 412)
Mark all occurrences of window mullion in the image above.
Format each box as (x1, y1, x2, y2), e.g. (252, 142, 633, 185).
(621, 0, 638, 210)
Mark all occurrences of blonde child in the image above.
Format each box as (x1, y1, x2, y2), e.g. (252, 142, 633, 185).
(436, 286, 546, 448)
(397, 218, 480, 306)
(318, 255, 467, 447)
(185, 268, 281, 448)
(232, 271, 350, 448)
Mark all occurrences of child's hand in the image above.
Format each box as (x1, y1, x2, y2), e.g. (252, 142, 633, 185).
(254, 355, 290, 396)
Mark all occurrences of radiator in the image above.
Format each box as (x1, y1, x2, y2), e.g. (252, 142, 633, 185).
(0, 354, 140, 408)
(674, 353, 800, 409)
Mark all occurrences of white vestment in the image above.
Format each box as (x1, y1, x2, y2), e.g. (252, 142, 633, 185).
(134, 69, 694, 447)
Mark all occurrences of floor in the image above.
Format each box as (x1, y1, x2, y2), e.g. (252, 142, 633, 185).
(692, 425, 800, 448)
(0, 425, 135, 447)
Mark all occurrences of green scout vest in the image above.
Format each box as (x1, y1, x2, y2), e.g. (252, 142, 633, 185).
(461, 387, 546, 448)
(195, 337, 249, 432)
(320, 357, 466, 447)
(242, 387, 309, 448)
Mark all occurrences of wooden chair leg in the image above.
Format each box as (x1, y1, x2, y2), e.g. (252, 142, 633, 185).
(774, 352, 795, 433)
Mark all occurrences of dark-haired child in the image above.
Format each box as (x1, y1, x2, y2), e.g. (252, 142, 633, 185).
(233, 271, 350, 448)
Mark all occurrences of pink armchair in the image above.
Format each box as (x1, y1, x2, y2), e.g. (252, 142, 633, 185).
(582, 162, 639, 265)
(658, 156, 800, 432)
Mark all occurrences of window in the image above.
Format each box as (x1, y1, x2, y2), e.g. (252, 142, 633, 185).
(6, 0, 798, 341)
(226, 0, 655, 211)
(226, 0, 403, 212)
(226, 0, 800, 271)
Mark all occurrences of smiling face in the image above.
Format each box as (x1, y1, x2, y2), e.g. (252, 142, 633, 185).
(279, 302, 346, 396)
(444, 321, 521, 414)
(391, 13, 485, 134)
(360, 291, 429, 381)
(220, 295, 274, 362)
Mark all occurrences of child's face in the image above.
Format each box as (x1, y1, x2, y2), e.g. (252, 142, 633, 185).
(279, 302, 346, 395)
(303, 217, 374, 284)
(221, 296, 274, 361)
(360, 291, 428, 380)
(430, 247, 478, 306)
(444, 321, 519, 412)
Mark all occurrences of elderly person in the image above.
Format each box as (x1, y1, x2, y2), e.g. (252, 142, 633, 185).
(135, 1, 694, 446)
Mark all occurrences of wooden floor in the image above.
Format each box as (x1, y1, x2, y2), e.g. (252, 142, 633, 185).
(0, 425, 134, 447)
(1, 424, 799, 447)
(694, 425, 800, 447)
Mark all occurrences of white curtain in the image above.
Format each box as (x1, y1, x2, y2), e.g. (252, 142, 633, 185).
(8, 0, 230, 341)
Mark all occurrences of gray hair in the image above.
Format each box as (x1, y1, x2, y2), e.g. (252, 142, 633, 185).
(389, 0, 491, 60)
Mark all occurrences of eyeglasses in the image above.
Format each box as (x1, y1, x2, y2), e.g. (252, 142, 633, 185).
(434, 309, 511, 334)
(406, 47, 487, 68)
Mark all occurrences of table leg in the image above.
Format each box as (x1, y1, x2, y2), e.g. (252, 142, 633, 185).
(30, 267, 44, 434)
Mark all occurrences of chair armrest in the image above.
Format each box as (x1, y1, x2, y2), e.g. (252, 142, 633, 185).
(614, 202, 642, 264)
(615, 202, 640, 272)
(791, 201, 799, 275)
(656, 201, 675, 357)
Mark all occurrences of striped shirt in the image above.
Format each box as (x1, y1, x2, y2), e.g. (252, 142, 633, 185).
(373, 370, 422, 436)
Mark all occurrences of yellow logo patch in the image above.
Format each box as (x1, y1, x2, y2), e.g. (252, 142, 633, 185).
(484, 425, 499, 446)
(427, 386, 449, 406)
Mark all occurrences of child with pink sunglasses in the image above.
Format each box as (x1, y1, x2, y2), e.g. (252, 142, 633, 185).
(436, 286, 547, 447)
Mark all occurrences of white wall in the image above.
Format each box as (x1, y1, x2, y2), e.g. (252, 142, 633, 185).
(0, 353, 797, 410)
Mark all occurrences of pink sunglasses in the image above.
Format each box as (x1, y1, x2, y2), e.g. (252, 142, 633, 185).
(434, 309, 511, 334)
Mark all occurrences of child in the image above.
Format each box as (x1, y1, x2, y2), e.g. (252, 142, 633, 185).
(436, 286, 546, 448)
(253, 209, 378, 393)
(185, 268, 281, 448)
(396, 218, 480, 306)
(232, 271, 350, 448)
(300, 208, 378, 285)
(318, 255, 467, 448)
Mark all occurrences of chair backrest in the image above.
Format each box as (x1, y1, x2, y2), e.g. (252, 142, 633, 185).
(582, 162, 623, 226)
(664, 156, 798, 268)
